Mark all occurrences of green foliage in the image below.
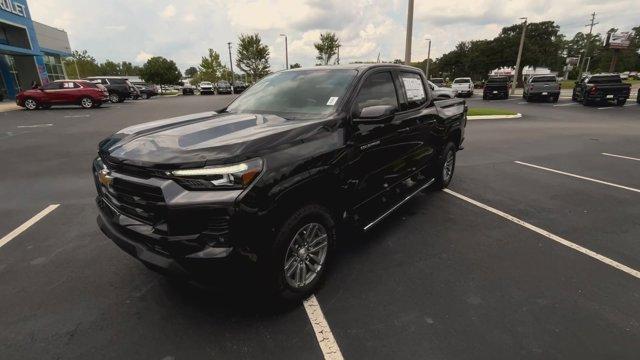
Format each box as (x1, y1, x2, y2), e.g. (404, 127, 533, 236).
(236, 33, 271, 81)
(139, 56, 182, 85)
(289, 63, 302, 69)
(193, 49, 227, 83)
(184, 66, 198, 78)
(63, 50, 141, 78)
(314, 32, 340, 65)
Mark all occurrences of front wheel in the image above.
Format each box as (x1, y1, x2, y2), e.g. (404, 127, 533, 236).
(269, 204, 335, 303)
(616, 99, 626, 106)
(141, 93, 149, 100)
(23, 98, 38, 110)
(108, 93, 120, 103)
(434, 142, 456, 189)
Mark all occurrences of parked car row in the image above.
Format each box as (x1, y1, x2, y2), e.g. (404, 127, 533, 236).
(196, 81, 249, 95)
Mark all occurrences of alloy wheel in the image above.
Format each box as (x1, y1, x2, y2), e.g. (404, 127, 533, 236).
(109, 94, 119, 103)
(81, 97, 93, 108)
(283, 222, 328, 289)
(24, 99, 37, 110)
(443, 150, 455, 183)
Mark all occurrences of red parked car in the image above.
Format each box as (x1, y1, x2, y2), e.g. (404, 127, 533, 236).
(16, 80, 110, 110)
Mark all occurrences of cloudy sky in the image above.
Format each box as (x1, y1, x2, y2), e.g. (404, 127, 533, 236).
(28, 0, 639, 72)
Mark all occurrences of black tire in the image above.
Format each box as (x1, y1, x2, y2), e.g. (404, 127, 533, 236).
(433, 142, 456, 189)
(23, 98, 38, 110)
(108, 93, 120, 103)
(267, 204, 336, 304)
(552, 96, 559, 103)
(482, 95, 488, 100)
(571, 92, 577, 101)
(80, 97, 93, 109)
(524, 94, 530, 102)
(141, 93, 149, 100)
(503, 93, 509, 100)
(616, 99, 626, 106)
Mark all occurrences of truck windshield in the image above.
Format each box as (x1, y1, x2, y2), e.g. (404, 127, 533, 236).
(227, 69, 357, 119)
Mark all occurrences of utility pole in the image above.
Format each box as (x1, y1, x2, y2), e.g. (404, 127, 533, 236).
(227, 42, 234, 83)
(279, 34, 288, 69)
(404, 0, 414, 64)
(511, 17, 527, 95)
(424, 38, 431, 79)
(579, 12, 598, 79)
(336, 45, 340, 65)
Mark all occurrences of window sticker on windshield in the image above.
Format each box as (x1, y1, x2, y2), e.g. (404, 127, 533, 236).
(326, 97, 339, 105)
(402, 77, 425, 100)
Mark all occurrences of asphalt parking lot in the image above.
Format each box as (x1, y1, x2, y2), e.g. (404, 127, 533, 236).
(1, 93, 640, 359)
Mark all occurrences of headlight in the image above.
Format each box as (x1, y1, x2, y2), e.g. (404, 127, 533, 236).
(169, 158, 263, 190)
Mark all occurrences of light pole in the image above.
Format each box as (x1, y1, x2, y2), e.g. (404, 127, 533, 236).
(227, 42, 234, 83)
(424, 38, 431, 80)
(511, 17, 527, 95)
(404, 0, 414, 64)
(279, 34, 288, 69)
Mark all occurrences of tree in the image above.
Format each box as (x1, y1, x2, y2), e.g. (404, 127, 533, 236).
(63, 49, 100, 78)
(139, 56, 182, 86)
(289, 63, 302, 69)
(194, 49, 226, 83)
(120, 61, 141, 76)
(314, 32, 340, 65)
(184, 66, 198, 78)
(236, 33, 270, 81)
(99, 60, 121, 75)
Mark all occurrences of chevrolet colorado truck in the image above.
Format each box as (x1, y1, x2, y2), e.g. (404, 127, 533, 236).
(94, 64, 467, 302)
(523, 75, 560, 102)
(572, 73, 631, 106)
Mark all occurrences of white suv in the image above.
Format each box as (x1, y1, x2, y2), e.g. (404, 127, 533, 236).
(452, 77, 474, 97)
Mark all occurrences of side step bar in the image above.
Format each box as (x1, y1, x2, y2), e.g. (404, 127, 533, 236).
(363, 178, 435, 231)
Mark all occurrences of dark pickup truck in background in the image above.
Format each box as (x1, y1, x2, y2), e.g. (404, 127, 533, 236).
(572, 74, 631, 106)
(483, 76, 510, 100)
(93, 64, 467, 302)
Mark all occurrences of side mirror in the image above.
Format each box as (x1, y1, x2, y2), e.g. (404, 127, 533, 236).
(354, 105, 396, 124)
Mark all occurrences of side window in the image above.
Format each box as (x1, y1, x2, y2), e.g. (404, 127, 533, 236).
(62, 82, 76, 89)
(354, 72, 398, 114)
(399, 72, 427, 110)
(42, 82, 61, 90)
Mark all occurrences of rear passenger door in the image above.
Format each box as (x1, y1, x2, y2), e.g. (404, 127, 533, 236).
(395, 71, 438, 177)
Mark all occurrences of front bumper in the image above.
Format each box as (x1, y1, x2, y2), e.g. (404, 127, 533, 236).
(93, 158, 264, 281)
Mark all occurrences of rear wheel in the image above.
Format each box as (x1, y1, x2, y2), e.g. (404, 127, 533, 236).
(269, 204, 335, 303)
(141, 93, 149, 100)
(80, 97, 93, 109)
(616, 99, 626, 106)
(434, 142, 456, 189)
(24, 98, 38, 110)
(552, 95, 559, 103)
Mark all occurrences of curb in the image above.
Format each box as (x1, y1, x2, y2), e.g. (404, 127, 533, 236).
(467, 113, 522, 120)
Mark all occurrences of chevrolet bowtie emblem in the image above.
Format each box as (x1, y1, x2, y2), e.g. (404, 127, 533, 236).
(98, 169, 114, 186)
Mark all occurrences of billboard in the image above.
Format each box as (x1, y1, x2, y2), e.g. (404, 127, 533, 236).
(606, 32, 632, 49)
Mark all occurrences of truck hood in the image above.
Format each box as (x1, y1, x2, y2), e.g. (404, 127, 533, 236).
(100, 111, 333, 167)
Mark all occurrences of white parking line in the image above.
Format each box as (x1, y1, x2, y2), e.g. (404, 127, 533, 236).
(517, 102, 528, 105)
(514, 161, 640, 193)
(16, 124, 53, 128)
(553, 103, 577, 107)
(624, 103, 637, 107)
(597, 106, 617, 110)
(602, 153, 640, 162)
(304, 295, 344, 360)
(0, 204, 59, 250)
(444, 189, 640, 280)
(63, 115, 90, 118)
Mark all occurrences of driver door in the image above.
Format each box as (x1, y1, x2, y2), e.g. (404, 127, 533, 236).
(41, 82, 63, 103)
(342, 70, 406, 225)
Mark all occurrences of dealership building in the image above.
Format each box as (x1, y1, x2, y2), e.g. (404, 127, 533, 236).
(1, 0, 72, 99)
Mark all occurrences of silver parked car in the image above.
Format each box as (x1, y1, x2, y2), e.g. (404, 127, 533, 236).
(427, 80, 458, 99)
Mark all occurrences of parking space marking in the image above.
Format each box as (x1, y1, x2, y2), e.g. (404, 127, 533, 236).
(0, 204, 59, 250)
(602, 153, 640, 162)
(303, 295, 344, 360)
(514, 161, 640, 193)
(623, 103, 637, 107)
(444, 189, 640, 280)
(553, 103, 577, 107)
(597, 106, 617, 110)
(63, 115, 91, 118)
(16, 124, 53, 128)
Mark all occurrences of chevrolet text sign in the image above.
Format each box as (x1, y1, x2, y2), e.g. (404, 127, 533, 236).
(0, 0, 26, 17)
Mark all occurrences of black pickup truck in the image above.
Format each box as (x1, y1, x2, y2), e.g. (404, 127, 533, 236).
(572, 73, 631, 106)
(93, 64, 467, 302)
(483, 76, 510, 100)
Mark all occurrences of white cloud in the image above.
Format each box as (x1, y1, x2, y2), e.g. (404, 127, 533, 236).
(135, 51, 153, 63)
(160, 4, 176, 19)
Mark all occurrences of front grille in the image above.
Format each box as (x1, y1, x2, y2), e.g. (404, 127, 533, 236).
(102, 177, 166, 226)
